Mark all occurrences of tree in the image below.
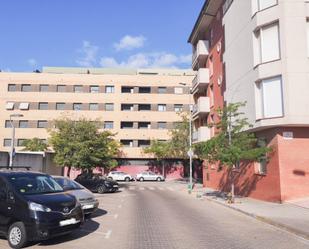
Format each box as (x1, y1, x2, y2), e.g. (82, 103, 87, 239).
(194, 102, 271, 199)
(22, 138, 48, 151)
(49, 118, 120, 176)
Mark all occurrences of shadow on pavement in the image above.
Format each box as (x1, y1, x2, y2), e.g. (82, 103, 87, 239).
(90, 208, 107, 219)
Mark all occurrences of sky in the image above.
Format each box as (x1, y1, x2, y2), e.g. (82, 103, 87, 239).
(0, 0, 204, 72)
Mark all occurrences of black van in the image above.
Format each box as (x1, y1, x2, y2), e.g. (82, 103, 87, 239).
(0, 171, 84, 249)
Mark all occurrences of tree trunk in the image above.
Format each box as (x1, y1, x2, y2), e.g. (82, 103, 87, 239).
(66, 166, 71, 178)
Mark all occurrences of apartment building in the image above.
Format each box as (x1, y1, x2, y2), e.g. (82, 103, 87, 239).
(189, 0, 309, 202)
(0, 67, 194, 178)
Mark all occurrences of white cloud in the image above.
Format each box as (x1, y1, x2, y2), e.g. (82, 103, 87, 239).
(114, 35, 146, 51)
(100, 52, 191, 69)
(76, 41, 99, 67)
(27, 58, 37, 67)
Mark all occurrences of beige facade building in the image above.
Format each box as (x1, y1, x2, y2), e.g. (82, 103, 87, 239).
(0, 67, 194, 160)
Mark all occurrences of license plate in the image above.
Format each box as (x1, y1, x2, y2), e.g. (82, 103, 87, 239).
(59, 218, 79, 227)
(82, 204, 94, 210)
(113, 185, 118, 187)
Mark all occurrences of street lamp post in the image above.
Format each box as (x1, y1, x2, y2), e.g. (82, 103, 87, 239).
(9, 114, 23, 169)
(179, 83, 193, 194)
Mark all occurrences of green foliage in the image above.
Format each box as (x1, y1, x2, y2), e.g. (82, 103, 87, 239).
(22, 138, 48, 151)
(194, 102, 271, 167)
(49, 118, 120, 171)
(143, 140, 170, 160)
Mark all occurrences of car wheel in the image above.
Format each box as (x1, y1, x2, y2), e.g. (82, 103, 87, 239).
(124, 177, 130, 182)
(139, 177, 144, 182)
(156, 177, 162, 182)
(8, 222, 27, 249)
(97, 185, 106, 194)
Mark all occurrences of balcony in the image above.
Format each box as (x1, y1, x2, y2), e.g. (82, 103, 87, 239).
(192, 126, 210, 143)
(192, 68, 210, 94)
(192, 40, 209, 70)
(192, 97, 210, 119)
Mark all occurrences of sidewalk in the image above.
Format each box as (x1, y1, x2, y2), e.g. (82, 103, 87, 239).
(190, 186, 309, 240)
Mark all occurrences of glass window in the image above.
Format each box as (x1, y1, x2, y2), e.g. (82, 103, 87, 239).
(74, 85, 83, 93)
(19, 102, 29, 110)
(90, 85, 99, 93)
(104, 121, 114, 129)
(121, 122, 134, 129)
(21, 84, 31, 92)
(138, 104, 151, 111)
(39, 84, 49, 92)
(17, 139, 26, 146)
(121, 86, 134, 93)
(73, 103, 82, 111)
(37, 120, 48, 128)
(89, 103, 99, 111)
(138, 140, 150, 147)
(174, 104, 183, 112)
(258, 0, 277, 11)
(174, 87, 183, 94)
(3, 139, 11, 147)
(139, 87, 151, 93)
(138, 122, 150, 129)
(158, 104, 166, 112)
(6, 102, 15, 110)
(158, 87, 167, 94)
(56, 102, 65, 110)
(121, 104, 134, 111)
(57, 85, 66, 92)
(5, 120, 12, 128)
(158, 122, 166, 129)
(19, 120, 28, 128)
(105, 85, 114, 93)
(8, 84, 16, 92)
(39, 102, 48, 110)
(105, 103, 114, 111)
(120, 140, 133, 147)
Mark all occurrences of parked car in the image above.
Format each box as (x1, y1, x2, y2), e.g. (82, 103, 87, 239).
(75, 173, 119, 193)
(0, 171, 83, 249)
(107, 171, 134, 182)
(136, 172, 165, 182)
(53, 176, 99, 217)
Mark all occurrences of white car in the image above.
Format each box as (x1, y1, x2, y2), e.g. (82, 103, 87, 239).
(136, 172, 165, 182)
(107, 171, 134, 182)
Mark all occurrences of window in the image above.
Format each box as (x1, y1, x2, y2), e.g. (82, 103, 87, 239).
(254, 23, 280, 65)
(138, 140, 150, 147)
(121, 140, 133, 147)
(39, 84, 49, 92)
(256, 76, 283, 118)
(121, 104, 134, 111)
(158, 104, 166, 112)
(174, 104, 183, 112)
(19, 120, 28, 128)
(121, 122, 134, 129)
(105, 85, 114, 93)
(5, 120, 12, 128)
(74, 85, 83, 93)
(57, 85, 66, 92)
(138, 122, 150, 129)
(21, 84, 31, 92)
(174, 87, 183, 94)
(121, 86, 134, 93)
(19, 102, 29, 110)
(3, 139, 11, 147)
(158, 87, 167, 94)
(37, 120, 48, 128)
(252, 0, 277, 14)
(90, 85, 99, 93)
(138, 104, 151, 111)
(56, 102, 65, 110)
(89, 103, 99, 111)
(104, 121, 114, 129)
(73, 103, 82, 111)
(105, 103, 114, 111)
(39, 102, 48, 110)
(17, 139, 26, 147)
(6, 102, 14, 110)
(158, 122, 166, 129)
(138, 87, 151, 93)
(8, 84, 16, 92)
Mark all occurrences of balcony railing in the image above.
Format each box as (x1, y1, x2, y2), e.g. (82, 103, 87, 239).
(192, 68, 210, 94)
(192, 40, 209, 70)
(192, 126, 210, 143)
(192, 97, 210, 118)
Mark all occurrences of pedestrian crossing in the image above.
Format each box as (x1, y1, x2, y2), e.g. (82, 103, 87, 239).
(127, 186, 181, 192)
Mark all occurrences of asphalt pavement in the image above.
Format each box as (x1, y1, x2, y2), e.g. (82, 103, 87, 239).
(1, 181, 308, 249)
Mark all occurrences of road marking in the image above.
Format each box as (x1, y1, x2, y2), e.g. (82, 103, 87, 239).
(114, 214, 118, 219)
(148, 187, 155, 190)
(139, 187, 145, 190)
(167, 187, 175, 191)
(80, 228, 112, 238)
(118, 204, 122, 209)
(158, 187, 164, 190)
(105, 230, 112, 239)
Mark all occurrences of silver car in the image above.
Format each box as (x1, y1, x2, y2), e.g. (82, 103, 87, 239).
(53, 176, 99, 216)
(136, 172, 165, 182)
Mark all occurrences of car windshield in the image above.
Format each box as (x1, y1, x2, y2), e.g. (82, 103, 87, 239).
(55, 177, 84, 191)
(8, 174, 63, 195)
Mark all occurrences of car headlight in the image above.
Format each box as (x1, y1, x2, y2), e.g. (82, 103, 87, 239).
(29, 202, 51, 212)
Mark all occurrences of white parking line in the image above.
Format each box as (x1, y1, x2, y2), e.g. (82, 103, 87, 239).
(105, 230, 112, 239)
(139, 187, 145, 190)
(114, 214, 119, 219)
(148, 187, 155, 190)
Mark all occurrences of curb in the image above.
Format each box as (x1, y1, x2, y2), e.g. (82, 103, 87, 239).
(203, 196, 309, 241)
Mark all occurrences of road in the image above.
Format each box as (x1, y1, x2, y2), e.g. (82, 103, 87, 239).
(1, 181, 309, 249)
